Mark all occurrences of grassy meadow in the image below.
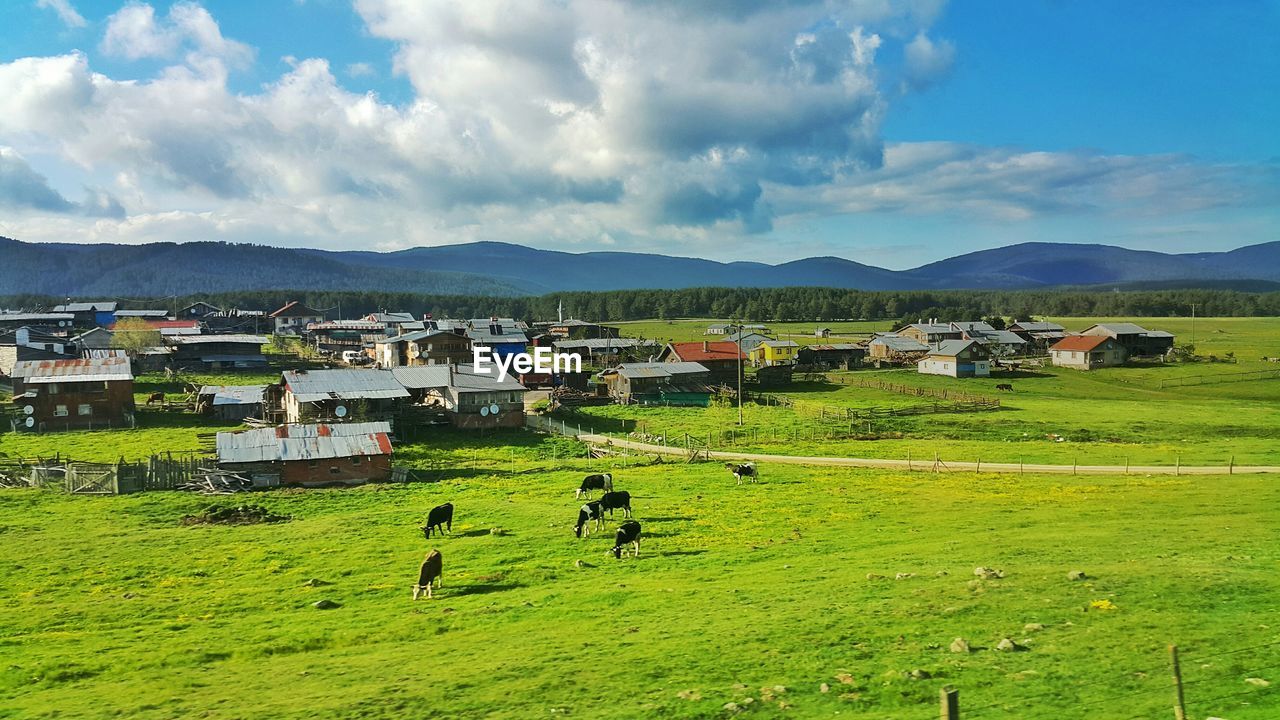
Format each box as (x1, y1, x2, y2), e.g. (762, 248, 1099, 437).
(2, 456, 1278, 719)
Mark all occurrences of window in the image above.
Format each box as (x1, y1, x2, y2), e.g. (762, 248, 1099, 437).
(351, 456, 362, 466)
(54, 405, 69, 417)
(329, 466, 341, 475)
(48, 383, 60, 395)
(78, 404, 93, 416)
(308, 460, 319, 468)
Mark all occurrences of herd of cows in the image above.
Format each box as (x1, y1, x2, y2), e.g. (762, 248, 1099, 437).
(410, 462, 759, 600)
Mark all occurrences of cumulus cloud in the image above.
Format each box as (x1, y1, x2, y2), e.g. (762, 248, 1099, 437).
(0, 147, 124, 218)
(0, 0, 1274, 259)
(36, 0, 87, 29)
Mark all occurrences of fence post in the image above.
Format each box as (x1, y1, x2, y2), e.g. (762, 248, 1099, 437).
(1170, 645, 1187, 720)
(1175, 454, 1180, 476)
(939, 685, 959, 720)
(1229, 455, 1234, 474)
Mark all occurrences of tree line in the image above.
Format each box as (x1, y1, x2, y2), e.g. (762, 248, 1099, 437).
(4, 287, 1278, 324)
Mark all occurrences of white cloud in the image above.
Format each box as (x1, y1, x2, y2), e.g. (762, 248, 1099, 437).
(345, 61, 375, 78)
(902, 31, 955, 91)
(36, 0, 87, 29)
(101, 1, 253, 69)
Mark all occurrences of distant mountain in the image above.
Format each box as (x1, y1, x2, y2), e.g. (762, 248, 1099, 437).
(0, 236, 1277, 298)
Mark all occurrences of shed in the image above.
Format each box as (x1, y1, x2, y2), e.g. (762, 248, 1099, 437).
(216, 421, 393, 487)
(166, 334, 268, 369)
(599, 361, 712, 405)
(198, 385, 268, 421)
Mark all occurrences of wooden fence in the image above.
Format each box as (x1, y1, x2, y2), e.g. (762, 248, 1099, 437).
(0, 454, 212, 495)
(1158, 367, 1280, 388)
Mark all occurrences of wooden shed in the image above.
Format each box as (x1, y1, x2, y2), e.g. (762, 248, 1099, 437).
(216, 421, 393, 487)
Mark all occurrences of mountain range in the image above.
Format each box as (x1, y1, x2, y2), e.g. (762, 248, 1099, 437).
(1, 236, 1277, 298)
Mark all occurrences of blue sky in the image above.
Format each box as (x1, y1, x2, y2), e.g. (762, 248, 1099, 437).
(0, 1, 1276, 268)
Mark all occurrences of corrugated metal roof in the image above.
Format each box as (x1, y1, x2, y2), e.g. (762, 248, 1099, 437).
(200, 354, 268, 364)
(1010, 321, 1064, 332)
(377, 329, 464, 344)
(869, 334, 930, 352)
(114, 309, 170, 318)
(217, 421, 393, 463)
(391, 364, 528, 392)
(552, 338, 650, 350)
(199, 385, 267, 406)
(907, 322, 954, 334)
(54, 302, 118, 312)
(0, 313, 75, 322)
(612, 362, 708, 379)
(167, 334, 269, 345)
(926, 339, 984, 357)
(760, 340, 799, 348)
(808, 343, 864, 351)
(11, 356, 134, 382)
(1087, 322, 1149, 335)
(283, 368, 410, 402)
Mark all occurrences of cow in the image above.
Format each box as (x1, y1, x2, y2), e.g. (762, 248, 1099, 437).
(598, 490, 632, 519)
(413, 549, 442, 599)
(612, 521, 642, 559)
(574, 501, 606, 538)
(145, 392, 165, 406)
(995, 383, 1014, 392)
(575, 472, 613, 499)
(421, 503, 454, 539)
(725, 462, 758, 485)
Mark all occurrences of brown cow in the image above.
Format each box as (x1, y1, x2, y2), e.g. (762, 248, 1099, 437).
(413, 549, 443, 600)
(145, 392, 165, 405)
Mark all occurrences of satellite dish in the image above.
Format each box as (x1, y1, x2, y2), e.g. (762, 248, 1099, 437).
(24, 416, 35, 428)
(23, 405, 34, 415)
(334, 405, 348, 418)
(489, 403, 500, 415)
(479, 405, 490, 417)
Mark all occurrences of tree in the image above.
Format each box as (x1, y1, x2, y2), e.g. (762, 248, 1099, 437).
(983, 315, 1007, 330)
(110, 317, 161, 354)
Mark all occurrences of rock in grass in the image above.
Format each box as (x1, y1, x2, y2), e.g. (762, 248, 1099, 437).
(950, 637, 970, 653)
(1245, 677, 1270, 687)
(722, 702, 741, 713)
(866, 573, 886, 580)
(819, 683, 830, 693)
(895, 572, 915, 580)
(1067, 570, 1088, 581)
(676, 689, 701, 700)
(974, 566, 1005, 579)
(302, 578, 331, 587)
(1024, 623, 1045, 633)
(996, 638, 1020, 652)
(312, 599, 340, 609)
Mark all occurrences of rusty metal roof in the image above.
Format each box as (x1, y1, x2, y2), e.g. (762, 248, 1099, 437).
(217, 421, 393, 463)
(198, 385, 267, 406)
(11, 356, 133, 382)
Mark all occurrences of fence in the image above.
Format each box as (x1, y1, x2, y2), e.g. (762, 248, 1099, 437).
(1158, 367, 1280, 388)
(0, 453, 213, 495)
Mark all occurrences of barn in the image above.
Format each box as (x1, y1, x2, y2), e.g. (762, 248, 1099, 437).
(280, 368, 410, 424)
(917, 339, 992, 378)
(867, 333, 930, 360)
(798, 343, 866, 370)
(216, 421, 393, 487)
(599, 361, 711, 405)
(10, 357, 135, 432)
(167, 334, 269, 369)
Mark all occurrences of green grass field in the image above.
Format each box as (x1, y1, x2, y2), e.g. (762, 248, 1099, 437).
(2, 456, 1277, 719)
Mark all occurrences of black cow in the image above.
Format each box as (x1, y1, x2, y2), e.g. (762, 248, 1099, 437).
(612, 521, 642, 559)
(421, 502, 454, 538)
(413, 549, 442, 599)
(995, 383, 1014, 392)
(574, 501, 606, 538)
(576, 473, 613, 499)
(725, 462, 758, 485)
(598, 490, 632, 519)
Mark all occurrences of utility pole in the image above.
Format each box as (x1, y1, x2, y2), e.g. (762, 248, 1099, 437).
(1190, 303, 1197, 343)
(730, 321, 744, 426)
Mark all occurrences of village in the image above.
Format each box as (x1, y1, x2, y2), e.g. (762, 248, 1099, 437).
(0, 297, 1194, 487)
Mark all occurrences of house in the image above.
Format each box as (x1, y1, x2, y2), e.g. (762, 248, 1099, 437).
(551, 338, 658, 364)
(917, 340, 991, 378)
(71, 327, 115, 351)
(899, 320, 962, 345)
(10, 357, 135, 432)
(113, 309, 170, 320)
(705, 324, 730, 335)
(375, 330, 472, 368)
(1080, 323, 1175, 357)
(598, 362, 712, 405)
(203, 308, 268, 334)
(197, 385, 267, 421)
(391, 364, 529, 429)
(307, 320, 384, 354)
(362, 312, 419, 336)
(948, 321, 1028, 356)
(178, 301, 223, 319)
(749, 340, 800, 367)
(725, 330, 772, 354)
(53, 302, 118, 327)
(867, 333, 930, 359)
(280, 368, 410, 424)
(270, 301, 325, 336)
(532, 319, 620, 340)
(216, 421, 393, 487)
(1049, 335, 1127, 370)
(658, 341, 746, 383)
(423, 317, 469, 334)
(1, 327, 77, 376)
(167, 334, 269, 369)
(1008, 320, 1067, 351)
(466, 318, 529, 361)
(0, 312, 75, 333)
(798, 343, 866, 370)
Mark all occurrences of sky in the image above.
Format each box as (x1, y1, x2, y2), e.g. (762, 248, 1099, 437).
(0, 1, 1276, 269)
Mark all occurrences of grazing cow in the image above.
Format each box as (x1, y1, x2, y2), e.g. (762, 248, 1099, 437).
(995, 383, 1014, 392)
(598, 490, 632, 519)
(413, 549, 443, 599)
(575, 472, 613, 499)
(612, 521, 642, 559)
(421, 502, 454, 539)
(725, 462, 758, 485)
(574, 501, 606, 538)
(145, 392, 165, 406)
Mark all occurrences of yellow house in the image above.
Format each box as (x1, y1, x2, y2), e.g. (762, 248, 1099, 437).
(749, 340, 799, 367)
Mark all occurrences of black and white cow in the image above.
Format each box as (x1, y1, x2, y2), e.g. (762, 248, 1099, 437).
(413, 549, 443, 599)
(575, 472, 613, 499)
(725, 462, 758, 485)
(612, 521, 642, 559)
(598, 490, 632, 519)
(421, 502, 454, 538)
(574, 501, 606, 538)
